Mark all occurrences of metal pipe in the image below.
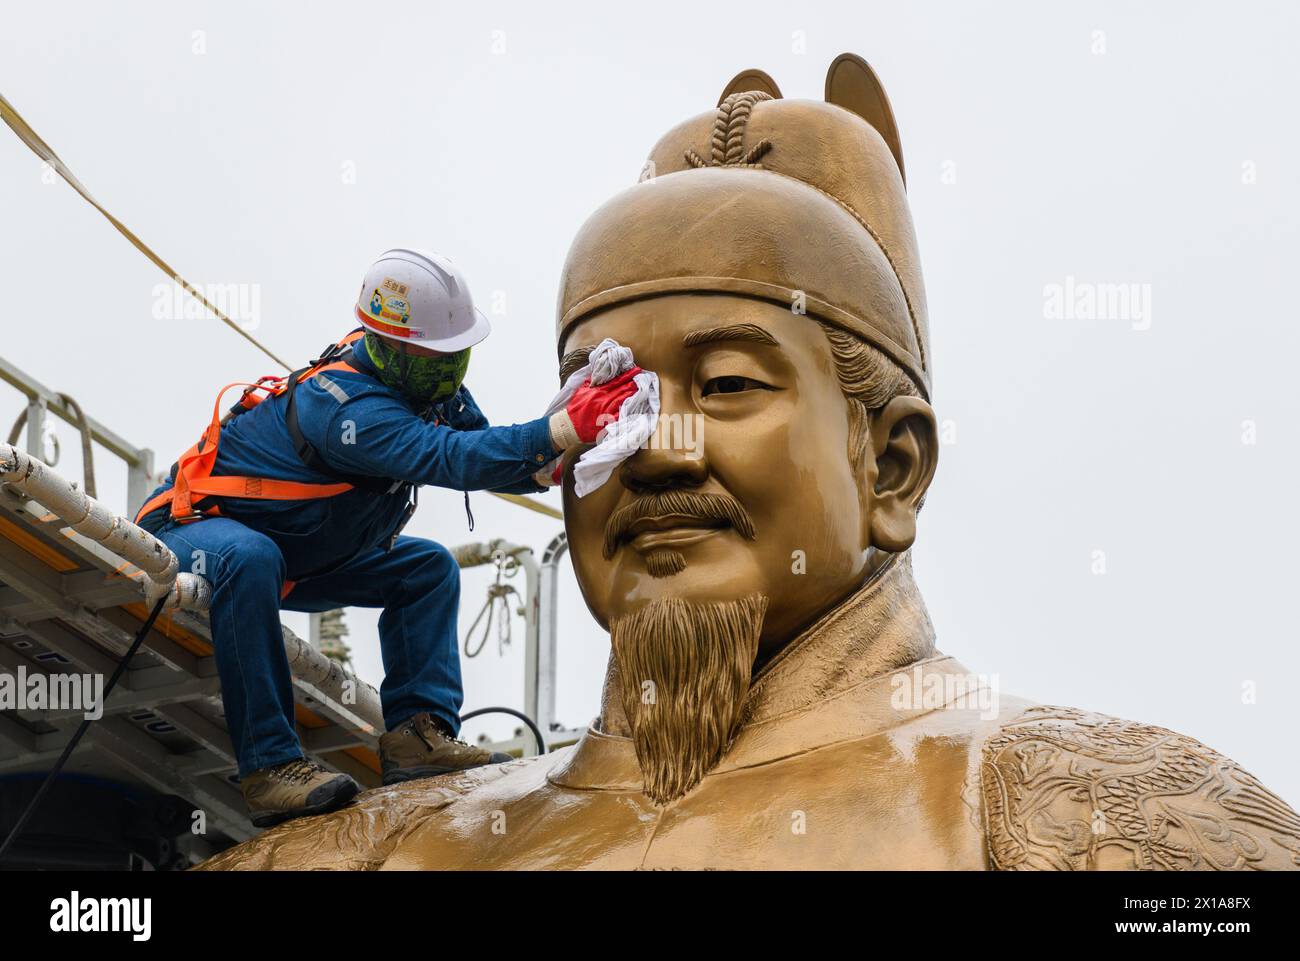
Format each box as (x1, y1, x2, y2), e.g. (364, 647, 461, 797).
(0, 441, 379, 734)
(281, 625, 382, 735)
(535, 532, 568, 744)
(0, 441, 207, 610)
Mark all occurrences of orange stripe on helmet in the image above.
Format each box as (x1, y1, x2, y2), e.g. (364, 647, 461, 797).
(354, 304, 423, 339)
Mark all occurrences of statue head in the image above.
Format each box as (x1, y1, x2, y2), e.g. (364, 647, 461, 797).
(554, 56, 941, 802)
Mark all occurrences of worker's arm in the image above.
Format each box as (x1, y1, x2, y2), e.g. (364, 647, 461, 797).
(441, 385, 489, 431)
(446, 386, 550, 494)
(316, 391, 558, 493)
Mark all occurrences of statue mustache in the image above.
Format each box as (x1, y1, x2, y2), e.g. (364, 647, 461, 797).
(603, 489, 756, 560)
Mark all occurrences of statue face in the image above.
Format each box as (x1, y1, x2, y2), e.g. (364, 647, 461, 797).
(560, 293, 879, 655)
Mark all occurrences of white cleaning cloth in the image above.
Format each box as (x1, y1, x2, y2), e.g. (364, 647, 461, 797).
(544, 338, 660, 497)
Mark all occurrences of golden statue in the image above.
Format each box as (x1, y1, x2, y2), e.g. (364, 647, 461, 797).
(200, 55, 1300, 871)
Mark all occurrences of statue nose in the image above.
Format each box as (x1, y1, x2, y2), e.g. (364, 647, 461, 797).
(616, 376, 706, 491)
(619, 428, 707, 492)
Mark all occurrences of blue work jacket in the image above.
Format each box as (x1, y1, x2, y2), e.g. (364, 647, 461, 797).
(138, 341, 555, 578)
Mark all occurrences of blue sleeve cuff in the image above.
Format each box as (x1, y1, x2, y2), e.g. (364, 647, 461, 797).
(522, 415, 557, 469)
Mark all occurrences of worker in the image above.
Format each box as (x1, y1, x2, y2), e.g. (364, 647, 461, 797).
(135, 248, 638, 827)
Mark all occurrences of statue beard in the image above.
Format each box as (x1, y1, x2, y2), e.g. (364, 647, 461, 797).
(609, 593, 768, 806)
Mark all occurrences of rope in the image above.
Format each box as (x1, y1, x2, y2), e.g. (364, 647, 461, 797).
(492, 491, 561, 520)
(0, 92, 292, 371)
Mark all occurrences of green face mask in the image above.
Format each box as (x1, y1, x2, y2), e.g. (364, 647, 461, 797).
(364, 332, 471, 406)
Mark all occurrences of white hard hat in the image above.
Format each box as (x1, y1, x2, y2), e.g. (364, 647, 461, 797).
(354, 248, 491, 351)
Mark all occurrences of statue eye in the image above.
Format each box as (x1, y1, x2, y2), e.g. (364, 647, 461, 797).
(702, 375, 768, 396)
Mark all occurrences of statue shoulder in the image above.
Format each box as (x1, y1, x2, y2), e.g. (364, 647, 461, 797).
(979, 705, 1300, 871)
(195, 762, 518, 871)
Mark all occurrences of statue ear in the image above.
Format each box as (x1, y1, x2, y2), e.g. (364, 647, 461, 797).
(863, 396, 938, 552)
(717, 68, 783, 105)
(824, 53, 906, 186)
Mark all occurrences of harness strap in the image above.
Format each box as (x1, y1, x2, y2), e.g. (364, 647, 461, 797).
(283, 347, 405, 497)
(134, 329, 404, 525)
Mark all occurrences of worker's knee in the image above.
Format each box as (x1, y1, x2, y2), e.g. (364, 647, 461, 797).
(395, 538, 460, 602)
(227, 533, 285, 575)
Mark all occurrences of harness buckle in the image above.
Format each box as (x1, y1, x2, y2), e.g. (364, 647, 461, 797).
(173, 508, 210, 525)
(310, 339, 347, 367)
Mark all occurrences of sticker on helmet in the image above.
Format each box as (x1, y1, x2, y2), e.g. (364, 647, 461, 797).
(367, 287, 412, 328)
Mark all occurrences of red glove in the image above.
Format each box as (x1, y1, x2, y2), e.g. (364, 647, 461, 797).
(549, 367, 642, 449)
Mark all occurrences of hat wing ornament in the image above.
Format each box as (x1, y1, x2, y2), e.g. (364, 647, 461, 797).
(717, 68, 783, 104)
(824, 53, 906, 186)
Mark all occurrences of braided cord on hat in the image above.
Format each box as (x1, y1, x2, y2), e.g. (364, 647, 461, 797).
(685, 91, 774, 169)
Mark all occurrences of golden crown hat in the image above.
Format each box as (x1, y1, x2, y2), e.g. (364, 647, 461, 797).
(556, 53, 931, 400)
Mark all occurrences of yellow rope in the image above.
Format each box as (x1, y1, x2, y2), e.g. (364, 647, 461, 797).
(0, 91, 293, 370)
(0, 90, 562, 522)
(492, 492, 562, 520)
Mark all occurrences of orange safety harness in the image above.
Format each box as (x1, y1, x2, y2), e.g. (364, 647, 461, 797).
(135, 329, 406, 526)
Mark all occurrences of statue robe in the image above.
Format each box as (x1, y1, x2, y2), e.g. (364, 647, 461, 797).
(198, 555, 1300, 871)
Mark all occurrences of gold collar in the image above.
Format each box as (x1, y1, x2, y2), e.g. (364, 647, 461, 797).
(548, 552, 977, 792)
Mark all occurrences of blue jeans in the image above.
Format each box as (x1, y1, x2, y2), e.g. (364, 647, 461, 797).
(157, 518, 464, 777)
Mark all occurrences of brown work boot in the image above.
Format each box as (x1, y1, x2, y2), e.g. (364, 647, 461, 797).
(379, 712, 513, 785)
(240, 758, 360, 828)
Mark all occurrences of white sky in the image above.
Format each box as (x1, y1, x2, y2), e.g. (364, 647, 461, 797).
(3, 1, 1297, 805)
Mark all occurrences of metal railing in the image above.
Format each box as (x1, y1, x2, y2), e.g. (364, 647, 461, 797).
(0, 354, 156, 516)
